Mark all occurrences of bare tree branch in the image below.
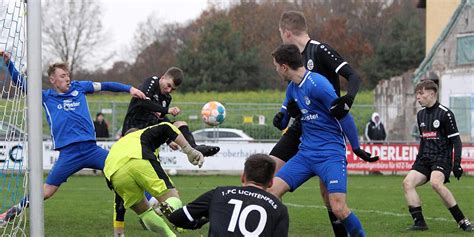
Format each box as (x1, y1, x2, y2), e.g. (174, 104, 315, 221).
(42, 0, 106, 77)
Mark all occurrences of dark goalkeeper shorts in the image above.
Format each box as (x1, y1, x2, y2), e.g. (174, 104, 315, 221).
(269, 122, 302, 162)
(411, 157, 452, 183)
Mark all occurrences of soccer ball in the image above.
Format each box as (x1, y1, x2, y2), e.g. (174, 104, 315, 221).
(168, 169, 177, 176)
(201, 101, 226, 126)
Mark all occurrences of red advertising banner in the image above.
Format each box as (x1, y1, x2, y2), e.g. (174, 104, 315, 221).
(346, 144, 474, 172)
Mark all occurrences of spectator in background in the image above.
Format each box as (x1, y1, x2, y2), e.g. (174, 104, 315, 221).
(94, 112, 109, 140)
(411, 122, 421, 141)
(365, 112, 386, 143)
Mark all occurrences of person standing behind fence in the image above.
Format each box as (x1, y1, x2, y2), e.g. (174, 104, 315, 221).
(402, 80, 471, 232)
(94, 112, 110, 140)
(364, 112, 386, 143)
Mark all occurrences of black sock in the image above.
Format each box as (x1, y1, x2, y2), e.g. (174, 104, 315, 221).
(178, 125, 197, 147)
(409, 206, 426, 225)
(448, 204, 465, 223)
(327, 208, 347, 237)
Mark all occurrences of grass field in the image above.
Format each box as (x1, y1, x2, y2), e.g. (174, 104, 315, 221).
(15, 174, 473, 236)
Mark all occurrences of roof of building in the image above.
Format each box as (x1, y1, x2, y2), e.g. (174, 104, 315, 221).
(413, 0, 471, 83)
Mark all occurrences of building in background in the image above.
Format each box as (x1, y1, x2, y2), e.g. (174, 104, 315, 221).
(375, 0, 474, 142)
(415, 0, 474, 142)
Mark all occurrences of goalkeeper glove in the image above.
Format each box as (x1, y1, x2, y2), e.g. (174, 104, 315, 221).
(353, 148, 379, 163)
(182, 145, 204, 168)
(330, 95, 354, 119)
(453, 160, 463, 180)
(286, 100, 301, 118)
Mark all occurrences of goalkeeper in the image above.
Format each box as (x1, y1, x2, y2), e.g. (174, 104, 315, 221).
(104, 123, 205, 237)
(0, 53, 146, 227)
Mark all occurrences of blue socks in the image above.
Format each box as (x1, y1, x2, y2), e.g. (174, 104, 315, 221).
(341, 212, 365, 237)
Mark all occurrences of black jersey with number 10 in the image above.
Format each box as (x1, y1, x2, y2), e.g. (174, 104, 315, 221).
(183, 185, 288, 237)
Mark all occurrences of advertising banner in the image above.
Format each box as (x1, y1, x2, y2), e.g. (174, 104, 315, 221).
(2, 141, 474, 172)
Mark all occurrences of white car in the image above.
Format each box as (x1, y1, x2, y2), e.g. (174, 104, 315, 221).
(192, 128, 254, 142)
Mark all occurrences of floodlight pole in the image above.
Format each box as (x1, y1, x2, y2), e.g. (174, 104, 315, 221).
(27, 0, 44, 236)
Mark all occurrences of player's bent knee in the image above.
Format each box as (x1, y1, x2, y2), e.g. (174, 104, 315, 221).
(268, 177, 290, 199)
(269, 155, 286, 173)
(402, 178, 415, 191)
(430, 182, 444, 192)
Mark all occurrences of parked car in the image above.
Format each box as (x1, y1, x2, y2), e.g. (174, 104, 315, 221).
(192, 128, 254, 142)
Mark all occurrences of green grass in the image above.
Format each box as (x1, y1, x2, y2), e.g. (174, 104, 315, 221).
(11, 174, 473, 236)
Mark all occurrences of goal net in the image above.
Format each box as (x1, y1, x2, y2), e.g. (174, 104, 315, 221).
(0, 0, 28, 236)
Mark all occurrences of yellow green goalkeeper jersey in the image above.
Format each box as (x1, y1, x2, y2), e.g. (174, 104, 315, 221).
(104, 122, 181, 180)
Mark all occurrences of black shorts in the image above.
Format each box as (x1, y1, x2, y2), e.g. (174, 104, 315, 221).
(269, 122, 301, 162)
(411, 157, 452, 183)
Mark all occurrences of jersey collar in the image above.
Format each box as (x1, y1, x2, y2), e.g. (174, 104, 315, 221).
(425, 101, 440, 112)
(298, 70, 311, 88)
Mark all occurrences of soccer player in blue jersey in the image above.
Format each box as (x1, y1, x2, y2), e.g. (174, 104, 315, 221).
(269, 44, 366, 237)
(273, 11, 377, 237)
(0, 52, 146, 227)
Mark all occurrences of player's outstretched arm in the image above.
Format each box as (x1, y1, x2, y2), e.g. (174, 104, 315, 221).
(168, 190, 213, 229)
(97, 82, 145, 99)
(129, 86, 146, 99)
(339, 113, 379, 163)
(1, 52, 27, 92)
(173, 132, 204, 168)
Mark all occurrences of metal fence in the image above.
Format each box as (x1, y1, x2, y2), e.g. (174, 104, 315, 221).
(85, 101, 474, 143)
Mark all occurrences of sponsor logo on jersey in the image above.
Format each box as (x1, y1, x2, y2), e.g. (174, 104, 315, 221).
(422, 131, 437, 138)
(307, 59, 314, 70)
(162, 101, 167, 107)
(153, 94, 159, 101)
(59, 99, 80, 111)
(301, 113, 318, 121)
(329, 180, 339, 184)
(433, 120, 440, 128)
(420, 122, 426, 127)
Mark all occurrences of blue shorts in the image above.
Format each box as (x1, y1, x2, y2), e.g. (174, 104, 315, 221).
(276, 152, 347, 193)
(46, 141, 108, 186)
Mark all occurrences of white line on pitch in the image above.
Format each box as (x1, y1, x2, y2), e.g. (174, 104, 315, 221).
(284, 203, 451, 222)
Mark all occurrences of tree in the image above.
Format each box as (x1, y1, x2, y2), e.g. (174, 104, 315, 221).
(178, 18, 261, 92)
(361, 0, 424, 88)
(42, 0, 107, 78)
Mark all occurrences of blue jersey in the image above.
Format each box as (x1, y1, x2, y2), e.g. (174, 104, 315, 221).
(284, 71, 345, 157)
(42, 81, 96, 149)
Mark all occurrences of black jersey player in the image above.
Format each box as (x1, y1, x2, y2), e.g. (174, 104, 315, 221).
(402, 80, 471, 232)
(122, 67, 219, 157)
(168, 154, 289, 237)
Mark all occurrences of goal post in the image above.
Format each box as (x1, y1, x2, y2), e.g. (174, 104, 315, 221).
(27, 0, 43, 235)
(0, 0, 43, 236)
